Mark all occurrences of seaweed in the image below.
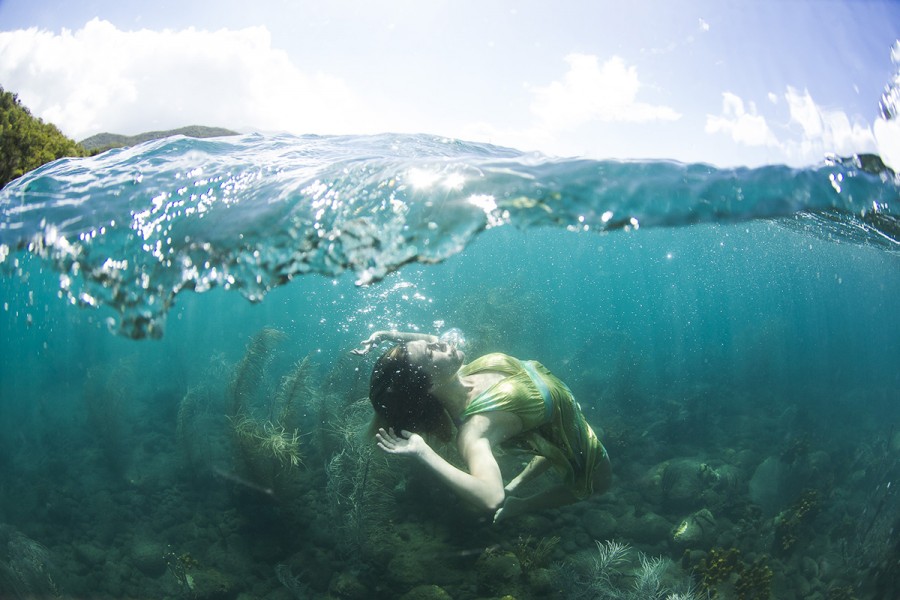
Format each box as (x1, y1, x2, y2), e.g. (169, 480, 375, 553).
(324, 398, 397, 558)
(173, 353, 232, 484)
(275, 355, 314, 427)
(226, 327, 287, 418)
(171, 328, 315, 500)
(175, 385, 205, 474)
(223, 328, 309, 493)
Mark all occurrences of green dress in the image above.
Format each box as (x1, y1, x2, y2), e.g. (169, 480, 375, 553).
(458, 353, 607, 499)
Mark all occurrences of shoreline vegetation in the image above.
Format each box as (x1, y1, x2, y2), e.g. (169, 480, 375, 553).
(0, 85, 236, 188)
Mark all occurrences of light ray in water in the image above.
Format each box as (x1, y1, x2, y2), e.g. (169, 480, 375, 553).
(212, 466, 275, 497)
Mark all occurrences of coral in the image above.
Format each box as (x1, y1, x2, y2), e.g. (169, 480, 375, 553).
(274, 563, 310, 599)
(696, 547, 742, 594)
(632, 552, 668, 599)
(690, 547, 773, 600)
(0, 527, 62, 599)
(164, 548, 199, 596)
(553, 539, 702, 600)
(399, 585, 453, 600)
(163, 549, 236, 600)
(826, 585, 858, 600)
(734, 557, 773, 600)
(592, 539, 631, 587)
(774, 489, 820, 554)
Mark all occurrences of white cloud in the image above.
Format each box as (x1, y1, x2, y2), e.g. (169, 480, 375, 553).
(785, 87, 823, 138)
(705, 92, 779, 147)
(0, 19, 371, 139)
(784, 86, 875, 158)
(706, 88, 878, 164)
(529, 54, 681, 129)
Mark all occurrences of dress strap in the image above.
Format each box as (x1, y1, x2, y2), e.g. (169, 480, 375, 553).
(520, 360, 554, 424)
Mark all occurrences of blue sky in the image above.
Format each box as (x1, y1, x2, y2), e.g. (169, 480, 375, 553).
(1, 0, 898, 167)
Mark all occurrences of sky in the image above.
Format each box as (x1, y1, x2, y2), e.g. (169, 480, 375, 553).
(0, 0, 898, 168)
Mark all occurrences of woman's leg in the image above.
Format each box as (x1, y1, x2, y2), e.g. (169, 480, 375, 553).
(494, 484, 579, 523)
(504, 455, 551, 495)
(494, 452, 611, 523)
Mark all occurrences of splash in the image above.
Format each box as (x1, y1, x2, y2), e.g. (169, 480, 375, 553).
(1, 133, 897, 338)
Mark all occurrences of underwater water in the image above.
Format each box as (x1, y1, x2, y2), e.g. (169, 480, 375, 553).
(1, 132, 899, 600)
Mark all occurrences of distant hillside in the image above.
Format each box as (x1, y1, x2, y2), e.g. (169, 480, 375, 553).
(79, 125, 239, 152)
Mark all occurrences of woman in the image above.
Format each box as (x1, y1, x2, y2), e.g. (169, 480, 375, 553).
(353, 330, 611, 522)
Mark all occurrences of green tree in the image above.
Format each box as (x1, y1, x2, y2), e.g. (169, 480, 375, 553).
(0, 86, 86, 189)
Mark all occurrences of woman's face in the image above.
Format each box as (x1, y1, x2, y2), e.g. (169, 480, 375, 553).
(406, 340, 465, 383)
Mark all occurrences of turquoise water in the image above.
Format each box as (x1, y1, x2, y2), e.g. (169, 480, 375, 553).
(1, 134, 899, 599)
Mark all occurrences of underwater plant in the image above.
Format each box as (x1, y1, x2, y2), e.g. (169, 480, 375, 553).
(223, 329, 312, 492)
(170, 326, 329, 524)
(324, 398, 397, 558)
(311, 350, 370, 459)
(226, 327, 287, 417)
(228, 414, 302, 469)
(175, 384, 212, 475)
(512, 534, 561, 573)
(553, 539, 703, 600)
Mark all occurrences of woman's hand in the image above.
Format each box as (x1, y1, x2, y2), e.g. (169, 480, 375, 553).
(350, 331, 384, 355)
(351, 330, 439, 355)
(375, 427, 428, 458)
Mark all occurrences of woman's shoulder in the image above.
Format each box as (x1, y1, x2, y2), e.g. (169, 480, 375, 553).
(462, 352, 520, 373)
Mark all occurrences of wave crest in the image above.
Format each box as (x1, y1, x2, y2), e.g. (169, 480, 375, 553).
(1, 133, 897, 338)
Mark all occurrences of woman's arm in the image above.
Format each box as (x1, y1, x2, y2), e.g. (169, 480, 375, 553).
(351, 330, 439, 355)
(376, 428, 506, 512)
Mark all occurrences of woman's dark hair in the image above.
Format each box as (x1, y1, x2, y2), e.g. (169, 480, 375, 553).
(369, 344, 452, 442)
